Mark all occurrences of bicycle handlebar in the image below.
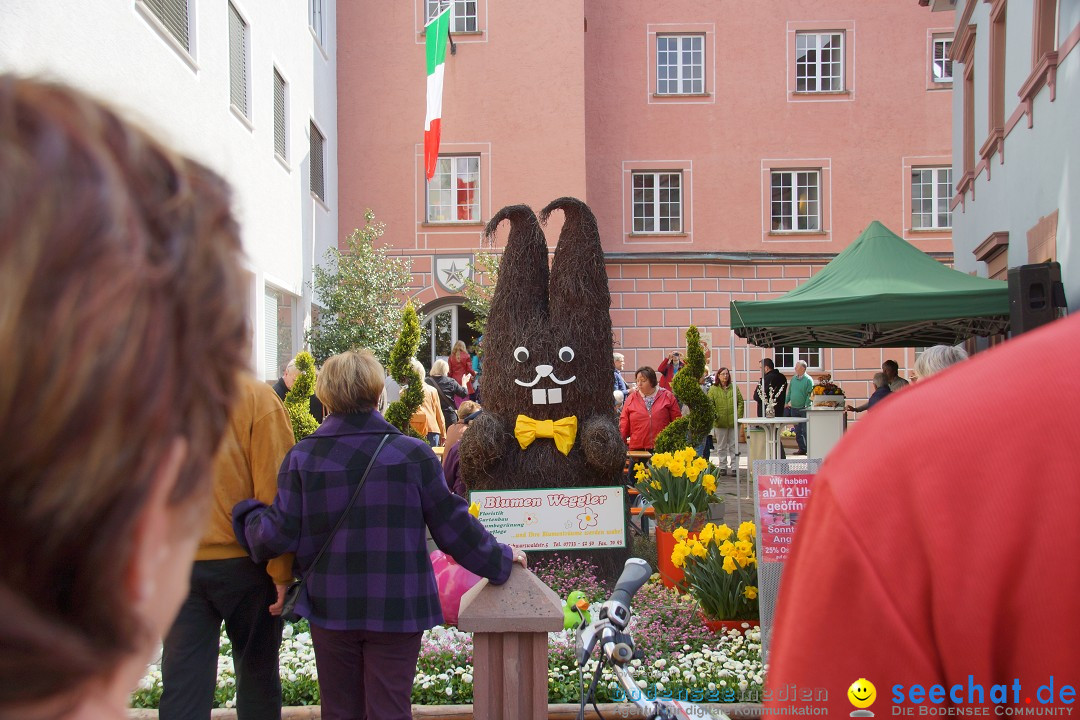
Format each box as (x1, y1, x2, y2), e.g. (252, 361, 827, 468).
(610, 557, 652, 609)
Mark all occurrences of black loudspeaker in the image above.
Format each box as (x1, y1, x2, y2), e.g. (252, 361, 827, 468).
(1008, 262, 1067, 335)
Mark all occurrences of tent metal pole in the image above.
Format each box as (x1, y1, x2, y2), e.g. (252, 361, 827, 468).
(729, 329, 740, 526)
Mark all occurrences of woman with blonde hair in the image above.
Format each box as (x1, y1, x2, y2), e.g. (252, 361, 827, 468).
(0, 76, 250, 719)
(428, 358, 470, 424)
(448, 339, 475, 406)
(233, 349, 526, 720)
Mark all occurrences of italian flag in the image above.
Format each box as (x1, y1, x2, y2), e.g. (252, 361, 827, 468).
(424, 4, 451, 181)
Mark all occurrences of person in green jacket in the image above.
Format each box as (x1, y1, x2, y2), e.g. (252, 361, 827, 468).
(785, 360, 814, 455)
(708, 367, 745, 476)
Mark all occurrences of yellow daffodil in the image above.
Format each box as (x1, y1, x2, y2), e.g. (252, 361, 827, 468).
(734, 552, 751, 568)
(734, 540, 753, 555)
(737, 521, 756, 542)
(672, 527, 689, 543)
(722, 555, 737, 573)
(689, 540, 707, 559)
(650, 480, 661, 490)
(670, 543, 691, 569)
(743, 586, 758, 600)
(668, 460, 686, 477)
(715, 524, 734, 542)
(702, 474, 716, 495)
(468, 502, 481, 518)
(699, 523, 715, 545)
(718, 540, 735, 557)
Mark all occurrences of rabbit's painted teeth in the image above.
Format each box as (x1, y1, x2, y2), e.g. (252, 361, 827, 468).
(531, 388, 563, 405)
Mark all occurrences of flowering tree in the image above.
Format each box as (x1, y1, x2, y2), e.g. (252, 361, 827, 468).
(460, 250, 500, 336)
(307, 209, 415, 365)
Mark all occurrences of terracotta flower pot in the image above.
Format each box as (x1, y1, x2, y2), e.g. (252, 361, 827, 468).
(699, 613, 761, 634)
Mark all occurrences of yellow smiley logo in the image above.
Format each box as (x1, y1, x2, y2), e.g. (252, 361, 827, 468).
(847, 678, 877, 709)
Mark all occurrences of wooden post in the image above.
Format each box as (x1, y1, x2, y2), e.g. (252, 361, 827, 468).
(457, 566, 564, 720)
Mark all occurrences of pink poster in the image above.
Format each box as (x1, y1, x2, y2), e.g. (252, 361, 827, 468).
(757, 473, 815, 563)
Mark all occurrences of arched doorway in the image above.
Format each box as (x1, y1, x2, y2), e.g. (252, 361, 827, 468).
(419, 300, 478, 369)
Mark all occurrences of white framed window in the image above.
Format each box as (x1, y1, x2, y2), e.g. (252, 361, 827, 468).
(309, 0, 325, 47)
(632, 172, 682, 233)
(656, 35, 704, 95)
(264, 286, 296, 381)
(427, 0, 478, 33)
(932, 38, 953, 83)
(426, 156, 480, 223)
(228, 3, 249, 118)
(795, 32, 844, 92)
(911, 167, 953, 230)
(771, 170, 820, 232)
(774, 347, 821, 371)
(310, 121, 326, 201)
(140, 0, 191, 52)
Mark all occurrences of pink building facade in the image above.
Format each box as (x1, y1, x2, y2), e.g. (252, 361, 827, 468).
(338, 1, 955, 408)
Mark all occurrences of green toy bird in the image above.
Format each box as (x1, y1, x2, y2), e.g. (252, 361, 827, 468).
(563, 591, 591, 630)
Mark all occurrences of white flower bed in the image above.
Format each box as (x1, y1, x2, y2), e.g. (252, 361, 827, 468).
(132, 619, 764, 708)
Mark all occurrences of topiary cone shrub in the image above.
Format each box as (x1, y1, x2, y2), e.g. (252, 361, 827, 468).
(653, 325, 715, 455)
(383, 303, 424, 439)
(285, 351, 319, 443)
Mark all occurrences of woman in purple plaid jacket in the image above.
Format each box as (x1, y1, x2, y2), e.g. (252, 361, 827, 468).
(234, 349, 526, 720)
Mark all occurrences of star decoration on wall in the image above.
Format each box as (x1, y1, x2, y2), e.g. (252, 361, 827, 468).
(442, 261, 466, 288)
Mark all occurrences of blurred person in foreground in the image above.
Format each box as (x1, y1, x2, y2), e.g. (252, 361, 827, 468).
(0, 76, 249, 720)
(232, 349, 527, 720)
(159, 374, 296, 720)
(766, 315, 1080, 714)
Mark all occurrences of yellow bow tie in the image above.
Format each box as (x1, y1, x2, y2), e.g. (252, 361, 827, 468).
(514, 414, 578, 456)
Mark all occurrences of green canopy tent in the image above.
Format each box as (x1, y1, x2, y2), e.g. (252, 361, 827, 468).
(730, 221, 1010, 348)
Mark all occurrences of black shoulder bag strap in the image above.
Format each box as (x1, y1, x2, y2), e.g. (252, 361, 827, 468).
(291, 433, 392, 592)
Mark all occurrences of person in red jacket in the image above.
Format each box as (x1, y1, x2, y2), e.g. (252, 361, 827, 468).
(765, 314, 1080, 715)
(619, 366, 682, 451)
(656, 350, 685, 391)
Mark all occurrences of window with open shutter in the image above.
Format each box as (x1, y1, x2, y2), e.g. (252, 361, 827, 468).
(143, 0, 190, 51)
(310, 121, 325, 201)
(229, 3, 249, 118)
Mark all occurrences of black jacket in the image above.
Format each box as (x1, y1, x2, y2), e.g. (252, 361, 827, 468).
(426, 375, 468, 424)
(754, 368, 788, 416)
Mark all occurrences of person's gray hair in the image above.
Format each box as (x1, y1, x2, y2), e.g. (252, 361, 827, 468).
(872, 372, 887, 388)
(795, 360, 808, 370)
(410, 358, 426, 378)
(430, 358, 450, 377)
(613, 352, 624, 362)
(913, 345, 968, 379)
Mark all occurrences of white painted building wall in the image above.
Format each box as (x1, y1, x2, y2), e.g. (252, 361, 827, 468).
(949, 0, 1079, 310)
(0, 0, 339, 380)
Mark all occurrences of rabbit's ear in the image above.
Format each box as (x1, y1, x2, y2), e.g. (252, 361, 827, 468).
(541, 197, 610, 324)
(541, 197, 615, 418)
(484, 205, 549, 325)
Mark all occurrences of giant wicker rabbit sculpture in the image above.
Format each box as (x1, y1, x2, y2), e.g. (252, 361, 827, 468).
(459, 198, 628, 571)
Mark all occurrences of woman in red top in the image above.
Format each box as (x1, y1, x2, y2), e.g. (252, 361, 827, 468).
(619, 366, 682, 451)
(448, 340, 474, 407)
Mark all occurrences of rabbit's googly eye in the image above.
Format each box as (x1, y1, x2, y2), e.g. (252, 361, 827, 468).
(558, 346, 575, 362)
(513, 346, 530, 363)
